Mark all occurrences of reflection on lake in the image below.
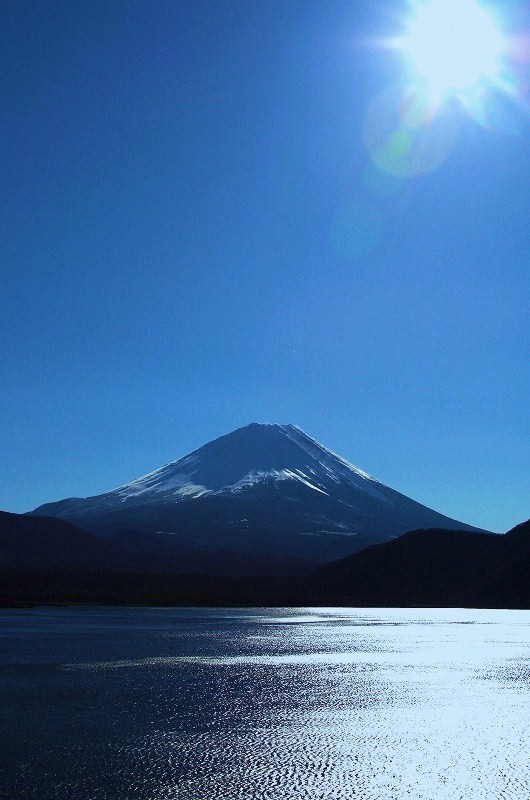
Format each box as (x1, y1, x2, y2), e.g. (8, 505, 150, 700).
(1, 606, 530, 799)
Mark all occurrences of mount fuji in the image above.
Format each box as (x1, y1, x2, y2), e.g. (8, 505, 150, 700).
(30, 423, 485, 574)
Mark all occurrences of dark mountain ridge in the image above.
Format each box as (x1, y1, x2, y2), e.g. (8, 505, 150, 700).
(0, 510, 106, 569)
(1, 511, 528, 608)
(311, 519, 530, 607)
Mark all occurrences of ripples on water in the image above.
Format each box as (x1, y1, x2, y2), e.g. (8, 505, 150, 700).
(1, 606, 530, 799)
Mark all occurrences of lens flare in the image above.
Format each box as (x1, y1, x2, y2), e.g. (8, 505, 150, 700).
(363, 84, 457, 178)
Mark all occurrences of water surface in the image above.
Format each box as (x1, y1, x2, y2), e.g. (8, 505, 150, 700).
(1, 606, 529, 799)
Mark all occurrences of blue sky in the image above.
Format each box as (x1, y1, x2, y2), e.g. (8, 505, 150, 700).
(1, 0, 528, 531)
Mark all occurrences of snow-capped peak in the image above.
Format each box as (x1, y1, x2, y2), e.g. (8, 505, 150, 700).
(30, 422, 483, 558)
(108, 422, 386, 503)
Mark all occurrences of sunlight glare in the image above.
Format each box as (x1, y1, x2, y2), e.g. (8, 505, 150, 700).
(400, 0, 506, 101)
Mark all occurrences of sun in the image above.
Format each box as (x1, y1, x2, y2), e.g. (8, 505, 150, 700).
(366, 0, 523, 177)
(398, 0, 507, 102)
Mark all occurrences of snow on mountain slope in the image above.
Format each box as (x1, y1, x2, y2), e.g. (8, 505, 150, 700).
(107, 423, 387, 504)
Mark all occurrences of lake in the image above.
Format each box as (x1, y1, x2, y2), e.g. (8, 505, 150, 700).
(1, 606, 529, 799)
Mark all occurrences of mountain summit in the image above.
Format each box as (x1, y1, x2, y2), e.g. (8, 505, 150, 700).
(101, 423, 385, 502)
(30, 423, 485, 574)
